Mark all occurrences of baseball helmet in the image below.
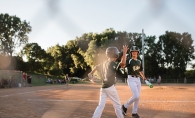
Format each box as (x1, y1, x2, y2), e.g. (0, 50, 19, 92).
(130, 46, 139, 54)
(106, 47, 120, 58)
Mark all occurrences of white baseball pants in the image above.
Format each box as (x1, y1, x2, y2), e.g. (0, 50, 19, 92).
(124, 76, 141, 114)
(92, 85, 124, 118)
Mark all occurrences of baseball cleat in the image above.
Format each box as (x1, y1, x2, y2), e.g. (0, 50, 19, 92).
(122, 105, 127, 116)
(132, 113, 140, 118)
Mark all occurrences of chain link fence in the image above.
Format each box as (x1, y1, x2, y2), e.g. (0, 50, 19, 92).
(0, 70, 23, 88)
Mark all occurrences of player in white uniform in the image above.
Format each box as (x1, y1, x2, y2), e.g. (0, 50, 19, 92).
(88, 45, 128, 118)
(121, 46, 147, 118)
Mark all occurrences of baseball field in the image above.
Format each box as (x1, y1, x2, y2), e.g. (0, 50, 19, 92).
(0, 83, 194, 118)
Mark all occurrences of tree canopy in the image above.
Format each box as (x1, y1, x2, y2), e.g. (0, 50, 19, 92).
(0, 13, 194, 81)
(10, 29, 195, 80)
(0, 13, 31, 56)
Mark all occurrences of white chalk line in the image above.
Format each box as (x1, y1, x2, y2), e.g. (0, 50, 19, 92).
(27, 99, 195, 103)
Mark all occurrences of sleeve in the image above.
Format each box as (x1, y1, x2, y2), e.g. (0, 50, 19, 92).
(110, 61, 118, 70)
(116, 59, 128, 70)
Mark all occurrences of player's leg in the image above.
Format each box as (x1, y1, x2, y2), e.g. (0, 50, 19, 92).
(124, 77, 140, 107)
(92, 88, 107, 118)
(66, 80, 69, 86)
(107, 85, 124, 118)
(132, 78, 141, 114)
(122, 77, 140, 116)
(23, 79, 26, 87)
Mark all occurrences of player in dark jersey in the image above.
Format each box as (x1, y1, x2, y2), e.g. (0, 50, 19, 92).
(88, 45, 128, 118)
(121, 46, 147, 118)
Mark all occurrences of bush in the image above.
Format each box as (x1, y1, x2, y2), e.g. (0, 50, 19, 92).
(70, 78, 78, 84)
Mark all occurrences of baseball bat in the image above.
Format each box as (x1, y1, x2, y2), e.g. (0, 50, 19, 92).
(145, 80, 153, 88)
(88, 73, 94, 84)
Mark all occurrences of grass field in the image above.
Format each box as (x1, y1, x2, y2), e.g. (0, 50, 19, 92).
(26, 72, 92, 87)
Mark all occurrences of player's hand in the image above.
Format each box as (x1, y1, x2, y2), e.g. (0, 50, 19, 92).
(90, 79, 94, 84)
(122, 45, 128, 53)
(145, 80, 153, 88)
(145, 80, 150, 84)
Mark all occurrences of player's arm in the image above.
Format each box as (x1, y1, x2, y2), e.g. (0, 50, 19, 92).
(140, 71, 153, 88)
(88, 66, 97, 83)
(139, 71, 147, 80)
(88, 66, 97, 78)
(119, 45, 128, 68)
(139, 59, 147, 80)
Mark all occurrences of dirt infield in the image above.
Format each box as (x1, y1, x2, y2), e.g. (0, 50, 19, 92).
(0, 83, 195, 118)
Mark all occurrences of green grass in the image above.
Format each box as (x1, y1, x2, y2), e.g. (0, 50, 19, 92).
(26, 72, 96, 86)
(26, 72, 63, 86)
(27, 73, 47, 86)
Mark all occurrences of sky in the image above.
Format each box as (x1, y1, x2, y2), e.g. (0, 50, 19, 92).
(1, 0, 195, 68)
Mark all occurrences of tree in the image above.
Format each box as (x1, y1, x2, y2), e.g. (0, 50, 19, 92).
(0, 13, 31, 56)
(84, 40, 98, 68)
(21, 43, 46, 72)
(46, 44, 63, 69)
(75, 33, 93, 51)
(42, 53, 55, 74)
(158, 31, 194, 79)
(144, 36, 160, 78)
(65, 40, 87, 77)
(185, 70, 195, 83)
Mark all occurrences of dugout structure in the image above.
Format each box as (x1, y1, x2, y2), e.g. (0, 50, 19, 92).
(0, 70, 23, 88)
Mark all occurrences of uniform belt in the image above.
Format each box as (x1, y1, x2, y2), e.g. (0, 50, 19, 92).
(128, 75, 139, 78)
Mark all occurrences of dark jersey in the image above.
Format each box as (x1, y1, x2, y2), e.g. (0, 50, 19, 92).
(126, 58, 143, 76)
(96, 60, 119, 88)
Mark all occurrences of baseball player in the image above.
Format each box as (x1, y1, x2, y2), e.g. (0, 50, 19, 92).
(121, 46, 147, 118)
(88, 45, 128, 118)
(65, 74, 69, 86)
(157, 75, 161, 85)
